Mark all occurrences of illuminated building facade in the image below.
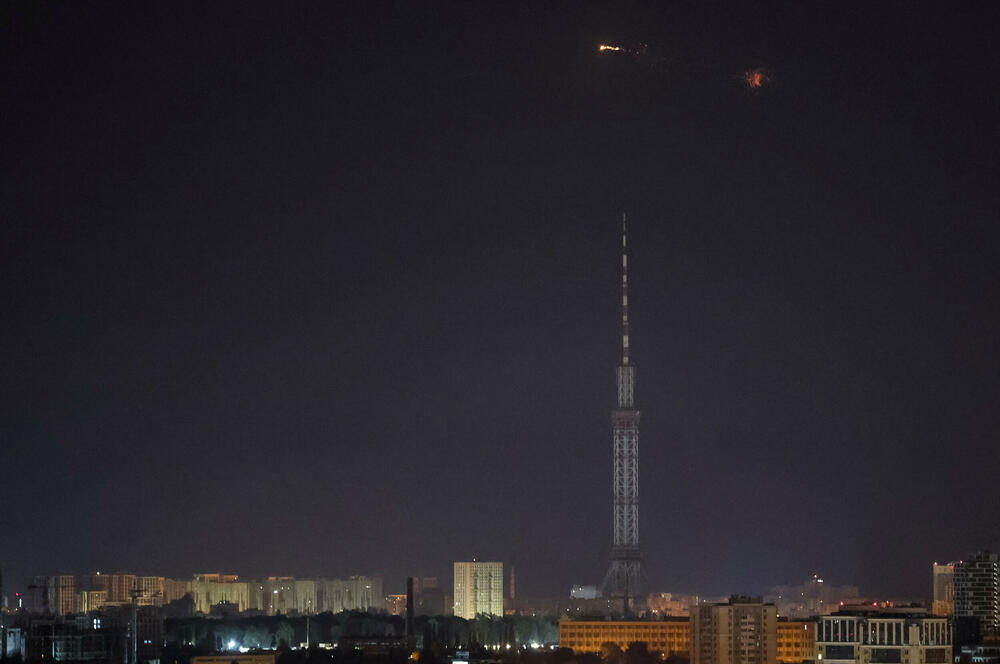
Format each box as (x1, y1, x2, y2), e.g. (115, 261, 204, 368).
(691, 596, 778, 664)
(603, 214, 642, 610)
(163, 578, 192, 603)
(647, 592, 699, 617)
(559, 619, 690, 656)
(25, 576, 75, 616)
(51, 576, 75, 617)
(776, 620, 815, 664)
(52, 576, 75, 617)
(932, 563, 956, 617)
(190, 574, 249, 614)
(136, 576, 165, 606)
(76, 589, 107, 613)
(191, 657, 275, 664)
(106, 573, 136, 604)
(386, 594, 407, 615)
(955, 552, 999, 636)
(258, 577, 296, 614)
(316, 576, 384, 613)
(815, 606, 950, 664)
(453, 562, 503, 619)
(572, 585, 601, 600)
(294, 579, 316, 614)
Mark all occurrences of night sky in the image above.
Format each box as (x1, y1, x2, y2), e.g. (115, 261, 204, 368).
(3, 2, 999, 601)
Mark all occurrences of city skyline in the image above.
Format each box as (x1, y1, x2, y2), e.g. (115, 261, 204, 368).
(4, 559, 988, 609)
(3, 2, 999, 603)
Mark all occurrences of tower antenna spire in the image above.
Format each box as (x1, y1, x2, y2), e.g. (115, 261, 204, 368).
(621, 212, 629, 366)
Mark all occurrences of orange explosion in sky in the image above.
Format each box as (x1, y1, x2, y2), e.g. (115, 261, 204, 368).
(744, 68, 768, 88)
(599, 44, 623, 52)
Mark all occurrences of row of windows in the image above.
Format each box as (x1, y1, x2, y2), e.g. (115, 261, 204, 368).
(562, 642, 686, 651)
(565, 624, 687, 630)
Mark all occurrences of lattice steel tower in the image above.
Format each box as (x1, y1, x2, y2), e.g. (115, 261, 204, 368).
(602, 212, 642, 613)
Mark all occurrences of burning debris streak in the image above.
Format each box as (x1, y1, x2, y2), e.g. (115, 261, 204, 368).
(744, 68, 769, 89)
(598, 42, 647, 57)
(597, 41, 772, 93)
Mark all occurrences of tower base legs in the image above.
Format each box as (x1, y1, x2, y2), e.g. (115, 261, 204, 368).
(603, 557, 643, 617)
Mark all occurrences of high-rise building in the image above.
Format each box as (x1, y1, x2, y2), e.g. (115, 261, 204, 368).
(76, 589, 108, 613)
(316, 576, 384, 614)
(815, 605, 950, 664)
(691, 596, 778, 664)
(260, 577, 297, 615)
(954, 552, 999, 636)
(23, 579, 46, 614)
(88, 573, 108, 592)
(603, 214, 642, 611)
(163, 578, 192, 603)
(135, 576, 165, 606)
(294, 579, 316, 614)
(52, 576, 75, 617)
(24, 576, 75, 616)
(189, 574, 249, 614)
(193, 573, 239, 584)
(105, 573, 136, 605)
(412, 577, 438, 593)
(453, 562, 503, 619)
(414, 578, 449, 616)
(932, 562, 956, 617)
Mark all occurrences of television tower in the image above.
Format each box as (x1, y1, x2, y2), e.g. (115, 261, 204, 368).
(602, 212, 642, 614)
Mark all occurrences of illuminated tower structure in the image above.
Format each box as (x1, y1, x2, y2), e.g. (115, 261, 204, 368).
(603, 213, 642, 612)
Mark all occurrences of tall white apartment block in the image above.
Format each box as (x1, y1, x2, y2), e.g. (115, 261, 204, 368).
(453, 561, 503, 619)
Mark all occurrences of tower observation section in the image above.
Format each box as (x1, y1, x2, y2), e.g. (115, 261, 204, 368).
(603, 213, 642, 612)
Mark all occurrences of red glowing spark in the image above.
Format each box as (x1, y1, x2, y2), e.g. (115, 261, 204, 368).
(744, 68, 768, 88)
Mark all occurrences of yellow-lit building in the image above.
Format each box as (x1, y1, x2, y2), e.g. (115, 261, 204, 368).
(136, 576, 165, 606)
(559, 619, 691, 657)
(777, 620, 816, 663)
(77, 589, 108, 613)
(106, 573, 137, 604)
(194, 573, 240, 583)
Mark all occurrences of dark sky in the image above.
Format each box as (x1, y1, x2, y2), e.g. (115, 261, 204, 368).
(3, 2, 999, 600)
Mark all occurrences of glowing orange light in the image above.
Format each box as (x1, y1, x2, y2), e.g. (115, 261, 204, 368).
(599, 44, 623, 52)
(744, 68, 768, 88)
